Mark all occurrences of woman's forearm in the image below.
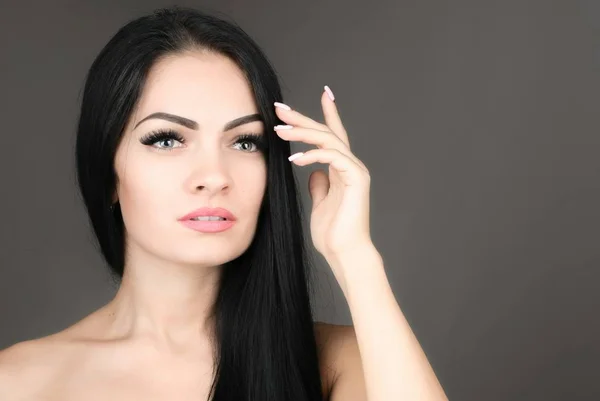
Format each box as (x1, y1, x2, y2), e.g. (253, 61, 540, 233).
(328, 246, 448, 401)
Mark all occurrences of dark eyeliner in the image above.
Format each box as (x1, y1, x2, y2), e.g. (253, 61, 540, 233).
(139, 128, 185, 146)
(139, 129, 267, 153)
(235, 132, 267, 152)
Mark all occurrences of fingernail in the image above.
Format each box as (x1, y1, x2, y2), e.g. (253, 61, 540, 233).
(274, 102, 291, 111)
(288, 152, 304, 161)
(324, 85, 335, 101)
(274, 125, 293, 130)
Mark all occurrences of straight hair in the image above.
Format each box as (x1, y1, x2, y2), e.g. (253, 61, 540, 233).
(75, 6, 324, 401)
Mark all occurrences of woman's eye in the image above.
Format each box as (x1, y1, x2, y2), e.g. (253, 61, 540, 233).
(140, 131, 265, 153)
(233, 139, 257, 152)
(233, 134, 265, 153)
(154, 138, 183, 150)
(139, 130, 185, 151)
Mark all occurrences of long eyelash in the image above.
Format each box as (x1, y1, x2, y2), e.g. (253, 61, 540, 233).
(139, 129, 267, 152)
(139, 128, 185, 146)
(236, 132, 267, 152)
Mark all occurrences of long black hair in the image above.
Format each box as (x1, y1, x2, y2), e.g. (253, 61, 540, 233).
(74, 6, 324, 401)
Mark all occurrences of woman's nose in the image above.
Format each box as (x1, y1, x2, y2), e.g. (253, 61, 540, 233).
(185, 153, 232, 195)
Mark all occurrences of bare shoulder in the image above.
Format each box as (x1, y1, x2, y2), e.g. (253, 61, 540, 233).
(0, 337, 54, 379)
(313, 321, 366, 401)
(0, 334, 75, 398)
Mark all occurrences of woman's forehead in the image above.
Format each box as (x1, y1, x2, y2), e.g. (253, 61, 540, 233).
(132, 54, 259, 130)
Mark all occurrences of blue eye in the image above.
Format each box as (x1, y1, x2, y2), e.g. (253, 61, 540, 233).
(139, 129, 267, 153)
(233, 133, 266, 153)
(139, 129, 185, 151)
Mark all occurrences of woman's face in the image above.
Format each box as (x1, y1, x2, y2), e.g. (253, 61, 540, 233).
(114, 51, 268, 269)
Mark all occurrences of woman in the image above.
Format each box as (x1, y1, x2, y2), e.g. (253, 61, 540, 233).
(0, 6, 447, 401)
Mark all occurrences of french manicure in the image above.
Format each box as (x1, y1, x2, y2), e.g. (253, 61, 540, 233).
(274, 102, 291, 111)
(324, 85, 335, 101)
(288, 152, 304, 162)
(274, 125, 293, 130)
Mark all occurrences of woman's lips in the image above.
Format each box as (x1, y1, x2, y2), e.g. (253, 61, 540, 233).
(179, 219, 236, 233)
(178, 207, 236, 221)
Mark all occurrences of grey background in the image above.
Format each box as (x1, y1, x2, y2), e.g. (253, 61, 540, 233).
(1, 1, 598, 400)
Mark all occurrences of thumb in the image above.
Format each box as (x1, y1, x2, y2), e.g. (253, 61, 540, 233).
(308, 169, 329, 209)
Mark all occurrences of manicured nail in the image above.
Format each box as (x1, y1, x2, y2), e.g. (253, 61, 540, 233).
(274, 125, 293, 130)
(324, 85, 335, 101)
(288, 152, 304, 162)
(274, 102, 291, 111)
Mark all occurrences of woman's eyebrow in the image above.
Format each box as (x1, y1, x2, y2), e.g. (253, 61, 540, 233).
(133, 112, 263, 131)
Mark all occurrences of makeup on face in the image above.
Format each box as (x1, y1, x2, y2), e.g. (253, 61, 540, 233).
(178, 207, 237, 233)
(135, 112, 268, 154)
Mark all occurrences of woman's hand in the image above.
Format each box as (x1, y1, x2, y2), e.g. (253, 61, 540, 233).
(274, 86, 375, 271)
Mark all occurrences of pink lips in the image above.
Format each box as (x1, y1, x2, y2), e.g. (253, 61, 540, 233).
(178, 207, 237, 233)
